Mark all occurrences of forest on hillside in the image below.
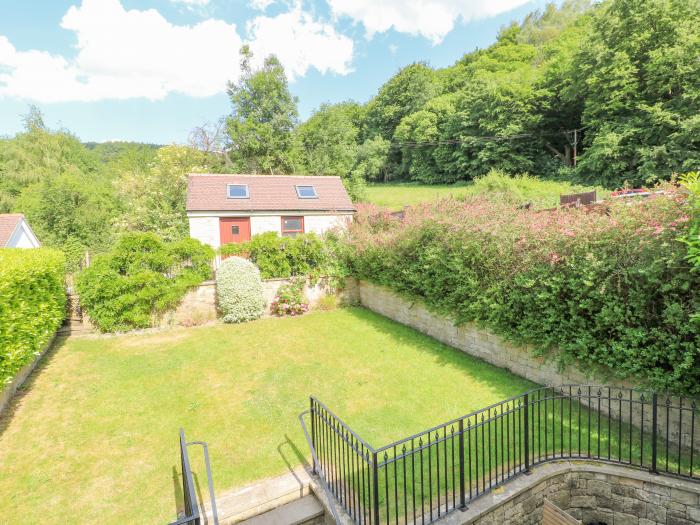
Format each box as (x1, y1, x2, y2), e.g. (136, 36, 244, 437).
(0, 0, 698, 266)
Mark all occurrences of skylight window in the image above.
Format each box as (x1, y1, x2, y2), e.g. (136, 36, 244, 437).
(227, 184, 249, 199)
(295, 185, 317, 199)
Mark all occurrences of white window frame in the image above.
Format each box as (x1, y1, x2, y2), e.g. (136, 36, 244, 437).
(295, 185, 318, 199)
(227, 184, 249, 199)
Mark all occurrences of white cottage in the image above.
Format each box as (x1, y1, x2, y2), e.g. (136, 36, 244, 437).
(0, 214, 41, 248)
(186, 174, 355, 249)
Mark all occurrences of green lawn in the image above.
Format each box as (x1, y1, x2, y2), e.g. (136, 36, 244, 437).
(0, 308, 537, 525)
(364, 183, 475, 209)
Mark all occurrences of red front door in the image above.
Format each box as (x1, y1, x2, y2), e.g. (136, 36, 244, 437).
(219, 217, 251, 245)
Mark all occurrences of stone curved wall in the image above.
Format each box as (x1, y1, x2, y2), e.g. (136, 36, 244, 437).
(450, 462, 700, 525)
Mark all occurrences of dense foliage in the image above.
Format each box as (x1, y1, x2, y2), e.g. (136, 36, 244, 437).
(0, 248, 66, 386)
(0, 109, 225, 268)
(76, 233, 213, 332)
(216, 256, 265, 323)
(287, 0, 700, 189)
(226, 46, 298, 175)
(345, 187, 700, 394)
(219, 232, 342, 280)
(270, 279, 309, 317)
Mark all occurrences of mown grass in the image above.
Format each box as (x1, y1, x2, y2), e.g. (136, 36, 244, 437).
(0, 308, 537, 525)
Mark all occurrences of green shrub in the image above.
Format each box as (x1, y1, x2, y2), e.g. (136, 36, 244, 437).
(346, 184, 700, 394)
(270, 279, 309, 316)
(76, 233, 213, 332)
(464, 170, 607, 208)
(216, 257, 265, 323)
(219, 232, 337, 280)
(0, 248, 66, 386)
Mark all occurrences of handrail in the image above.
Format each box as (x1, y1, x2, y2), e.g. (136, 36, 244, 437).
(311, 395, 376, 452)
(168, 429, 199, 525)
(373, 384, 672, 453)
(187, 440, 219, 525)
(167, 429, 219, 525)
(308, 385, 700, 525)
(299, 409, 342, 525)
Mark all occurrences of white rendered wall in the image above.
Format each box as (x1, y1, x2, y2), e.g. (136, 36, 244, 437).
(188, 216, 220, 248)
(7, 221, 40, 248)
(304, 214, 352, 234)
(251, 215, 281, 236)
(188, 212, 354, 248)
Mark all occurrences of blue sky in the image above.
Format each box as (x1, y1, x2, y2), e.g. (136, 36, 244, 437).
(0, 0, 556, 144)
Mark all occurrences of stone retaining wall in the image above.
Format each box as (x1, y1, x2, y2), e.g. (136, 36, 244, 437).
(357, 281, 697, 452)
(450, 463, 700, 525)
(159, 276, 359, 328)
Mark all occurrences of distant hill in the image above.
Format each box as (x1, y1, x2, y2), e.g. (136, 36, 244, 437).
(84, 141, 162, 163)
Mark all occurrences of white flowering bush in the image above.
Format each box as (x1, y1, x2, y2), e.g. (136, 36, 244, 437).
(216, 257, 265, 323)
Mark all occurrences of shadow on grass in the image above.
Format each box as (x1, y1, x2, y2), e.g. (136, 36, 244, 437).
(341, 306, 538, 389)
(0, 335, 70, 438)
(277, 433, 312, 498)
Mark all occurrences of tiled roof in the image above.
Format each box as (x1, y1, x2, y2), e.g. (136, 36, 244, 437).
(0, 214, 23, 247)
(186, 174, 355, 212)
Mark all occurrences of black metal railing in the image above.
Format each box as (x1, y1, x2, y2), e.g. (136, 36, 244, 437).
(167, 429, 219, 525)
(306, 386, 699, 525)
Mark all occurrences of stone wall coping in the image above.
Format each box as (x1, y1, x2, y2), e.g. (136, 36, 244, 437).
(439, 461, 700, 525)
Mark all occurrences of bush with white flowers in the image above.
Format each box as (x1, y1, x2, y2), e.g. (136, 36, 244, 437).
(216, 257, 265, 323)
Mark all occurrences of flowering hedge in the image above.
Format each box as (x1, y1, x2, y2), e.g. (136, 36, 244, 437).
(0, 248, 66, 386)
(346, 185, 700, 394)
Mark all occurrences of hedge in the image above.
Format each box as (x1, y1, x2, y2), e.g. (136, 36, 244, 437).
(220, 231, 347, 281)
(0, 248, 66, 386)
(76, 233, 213, 332)
(346, 184, 700, 395)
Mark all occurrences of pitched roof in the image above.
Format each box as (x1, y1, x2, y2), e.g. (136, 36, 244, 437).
(0, 214, 24, 247)
(186, 174, 355, 212)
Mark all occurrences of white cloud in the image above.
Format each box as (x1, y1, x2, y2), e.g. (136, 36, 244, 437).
(170, 0, 210, 5)
(249, 0, 275, 10)
(327, 0, 532, 44)
(0, 0, 354, 103)
(246, 5, 354, 78)
(0, 0, 241, 102)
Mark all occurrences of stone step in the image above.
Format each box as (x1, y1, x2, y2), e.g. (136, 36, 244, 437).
(235, 495, 324, 525)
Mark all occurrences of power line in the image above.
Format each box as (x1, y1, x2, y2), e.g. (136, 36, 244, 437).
(389, 127, 586, 149)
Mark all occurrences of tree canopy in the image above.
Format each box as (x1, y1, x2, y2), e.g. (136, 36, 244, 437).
(226, 46, 298, 175)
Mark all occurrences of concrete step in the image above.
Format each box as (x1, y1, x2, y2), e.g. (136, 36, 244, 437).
(58, 320, 94, 334)
(235, 495, 324, 525)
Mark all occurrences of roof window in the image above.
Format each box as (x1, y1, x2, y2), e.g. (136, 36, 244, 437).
(295, 185, 317, 199)
(227, 184, 249, 199)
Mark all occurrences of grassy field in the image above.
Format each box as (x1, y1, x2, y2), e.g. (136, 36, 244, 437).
(364, 183, 475, 209)
(364, 173, 606, 210)
(0, 308, 537, 525)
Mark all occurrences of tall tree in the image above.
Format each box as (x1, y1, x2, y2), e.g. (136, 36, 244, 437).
(293, 102, 363, 177)
(226, 46, 298, 174)
(572, 0, 700, 186)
